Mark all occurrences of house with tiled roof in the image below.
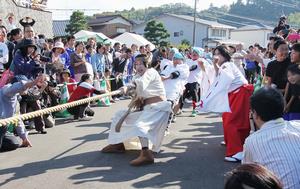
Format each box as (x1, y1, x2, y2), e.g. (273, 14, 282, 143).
(52, 20, 69, 37)
(133, 13, 236, 47)
(88, 15, 133, 38)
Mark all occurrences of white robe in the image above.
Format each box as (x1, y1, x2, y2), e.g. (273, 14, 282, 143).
(107, 68, 172, 152)
(198, 58, 215, 98)
(196, 62, 247, 113)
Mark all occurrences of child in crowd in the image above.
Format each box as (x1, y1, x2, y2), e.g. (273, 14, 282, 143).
(60, 69, 76, 95)
(67, 74, 106, 121)
(284, 64, 300, 120)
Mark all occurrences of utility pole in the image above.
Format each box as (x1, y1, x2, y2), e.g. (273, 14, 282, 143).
(192, 0, 197, 47)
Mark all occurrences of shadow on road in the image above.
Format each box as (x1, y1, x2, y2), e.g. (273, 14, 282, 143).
(0, 120, 237, 189)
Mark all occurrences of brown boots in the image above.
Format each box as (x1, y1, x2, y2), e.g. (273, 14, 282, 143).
(130, 149, 154, 166)
(101, 143, 125, 153)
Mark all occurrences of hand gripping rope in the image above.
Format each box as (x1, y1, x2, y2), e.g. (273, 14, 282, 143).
(0, 90, 122, 127)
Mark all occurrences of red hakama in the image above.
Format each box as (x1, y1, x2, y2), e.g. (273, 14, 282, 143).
(222, 84, 254, 157)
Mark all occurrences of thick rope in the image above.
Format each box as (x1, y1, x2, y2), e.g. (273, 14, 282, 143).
(0, 90, 122, 127)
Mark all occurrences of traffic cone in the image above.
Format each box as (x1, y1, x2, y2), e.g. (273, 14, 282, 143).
(55, 82, 71, 118)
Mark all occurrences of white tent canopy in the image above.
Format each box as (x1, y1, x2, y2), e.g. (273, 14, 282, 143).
(74, 30, 118, 44)
(113, 32, 155, 50)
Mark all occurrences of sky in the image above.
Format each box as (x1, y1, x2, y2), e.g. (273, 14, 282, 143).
(47, 0, 236, 20)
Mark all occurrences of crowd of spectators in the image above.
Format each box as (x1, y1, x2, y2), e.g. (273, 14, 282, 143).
(0, 15, 299, 188)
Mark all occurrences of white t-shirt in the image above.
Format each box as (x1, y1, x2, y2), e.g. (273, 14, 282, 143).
(161, 63, 189, 100)
(263, 58, 272, 68)
(86, 62, 94, 79)
(160, 58, 172, 72)
(186, 59, 202, 84)
(0, 42, 9, 70)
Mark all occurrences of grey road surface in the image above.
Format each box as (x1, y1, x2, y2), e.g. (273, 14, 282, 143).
(0, 100, 237, 189)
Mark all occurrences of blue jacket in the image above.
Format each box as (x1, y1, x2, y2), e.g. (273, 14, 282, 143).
(12, 50, 40, 79)
(65, 48, 75, 78)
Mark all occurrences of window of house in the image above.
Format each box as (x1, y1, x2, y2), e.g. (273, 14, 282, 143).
(211, 29, 227, 37)
(221, 30, 226, 37)
(117, 28, 126, 33)
(174, 32, 180, 37)
(180, 30, 184, 36)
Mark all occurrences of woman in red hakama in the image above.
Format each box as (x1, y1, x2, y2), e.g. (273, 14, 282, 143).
(196, 45, 253, 162)
(222, 84, 253, 160)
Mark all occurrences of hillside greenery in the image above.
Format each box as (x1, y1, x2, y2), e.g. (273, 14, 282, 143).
(94, 1, 300, 27)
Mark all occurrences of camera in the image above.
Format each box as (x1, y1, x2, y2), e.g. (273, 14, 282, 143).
(47, 80, 57, 88)
(39, 55, 51, 62)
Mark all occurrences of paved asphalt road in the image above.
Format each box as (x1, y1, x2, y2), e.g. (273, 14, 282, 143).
(0, 100, 238, 189)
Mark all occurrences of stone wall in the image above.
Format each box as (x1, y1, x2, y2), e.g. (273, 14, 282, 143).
(0, 0, 53, 37)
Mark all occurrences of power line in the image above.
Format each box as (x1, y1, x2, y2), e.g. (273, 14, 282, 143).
(201, 9, 276, 26)
(264, 0, 300, 10)
(197, 14, 249, 27)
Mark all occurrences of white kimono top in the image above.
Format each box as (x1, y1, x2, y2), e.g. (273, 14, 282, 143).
(134, 68, 166, 99)
(197, 62, 248, 113)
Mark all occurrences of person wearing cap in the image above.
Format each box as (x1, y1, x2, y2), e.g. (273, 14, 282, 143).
(60, 68, 76, 95)
(45, 41, 65, 80)
(182, 47, 208, 117)
(160, 52, 189, 130)
(168, 48, 178, 60)
(0, 74, 45, 151)
(12, 39, 43, 79)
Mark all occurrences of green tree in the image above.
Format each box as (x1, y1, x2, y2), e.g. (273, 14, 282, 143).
(181, 39, 191, 46)
(65, 11, 88, 35)
(288, 12, 300, 27)
(144, 20, 170, 46)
